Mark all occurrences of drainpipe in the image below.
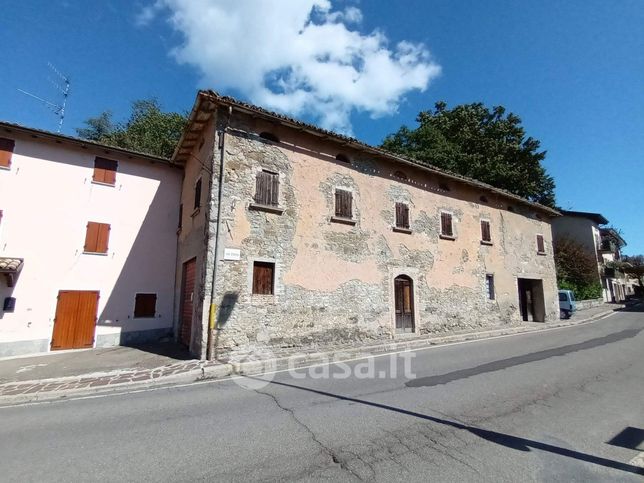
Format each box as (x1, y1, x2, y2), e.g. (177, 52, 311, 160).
(206, 106, 232, 361)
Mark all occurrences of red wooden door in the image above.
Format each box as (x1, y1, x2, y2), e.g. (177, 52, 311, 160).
(180, 258, 197, 347)
(51, 291, 99, 350)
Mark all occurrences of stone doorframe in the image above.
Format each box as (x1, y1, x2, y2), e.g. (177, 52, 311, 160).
(389, 267, 421, 338)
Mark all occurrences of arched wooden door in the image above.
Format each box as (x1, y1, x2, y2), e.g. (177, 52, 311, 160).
(394, 275, 415, 333)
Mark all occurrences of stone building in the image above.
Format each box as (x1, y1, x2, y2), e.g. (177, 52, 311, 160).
(174, 91, 560, 359)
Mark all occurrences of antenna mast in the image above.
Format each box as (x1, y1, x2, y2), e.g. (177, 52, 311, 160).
(17, 63, 70, 133)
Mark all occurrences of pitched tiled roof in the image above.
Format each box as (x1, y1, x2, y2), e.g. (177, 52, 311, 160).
(175, 90, 560, 217)
(0, 258, 23, 273)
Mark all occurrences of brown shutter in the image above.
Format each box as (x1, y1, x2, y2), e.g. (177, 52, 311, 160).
(0, 138, 15, 168)
(537, 234, 545, 253)
(270, 173, 279, 206)
(441, 212, 453, 237)
(395, 202, 409, 229)
(481, 220, 491, 242)
(335, 190, 352, 218)
(255, 171, 279, 206)
(252, 262, 274, 295)
(93, 157, 117, 185)
(97, 223, 110, 253)
(84, 222, 100, 252)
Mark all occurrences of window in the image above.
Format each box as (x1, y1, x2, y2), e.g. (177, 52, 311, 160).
(84, 221, 110, 254)
(440, 212, 454, 238)
(0, 138, 14, 169)
(178, 204, 183, 229)
(480, 220, 492, 243)
(479, 195, 488, 203)
(334, 189, 353, 219)
(92, 157, 118, 185)
(485, 275, 495, 300)
(134, 293, 157, 318)
(395, 202, 410, 230)
(252, 261, 275, 295)
(335, 153, 350, 163)
(194, 178, 202, 211)
(254, 170, 279, 206)
(439, 182, 450, 191)
(259, 132, 279, 143)
(536, 234, 546, 254)
(507, 205, 515, 212)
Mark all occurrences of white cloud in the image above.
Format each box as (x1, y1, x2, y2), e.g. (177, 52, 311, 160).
(141, 0, 441, 133)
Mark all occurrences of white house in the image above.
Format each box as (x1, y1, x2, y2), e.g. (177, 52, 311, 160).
(0, 122, 182, 357)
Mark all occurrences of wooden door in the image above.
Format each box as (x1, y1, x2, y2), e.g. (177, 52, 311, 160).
(180, 258, 197, 347)
(394, 276, 415, 333)
(51, 291, 99, 350)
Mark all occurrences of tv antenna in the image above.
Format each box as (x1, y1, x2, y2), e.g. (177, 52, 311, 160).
(18, 63, 70, 133)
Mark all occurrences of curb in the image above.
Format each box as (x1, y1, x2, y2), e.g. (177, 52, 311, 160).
(0, 306, 623, 406)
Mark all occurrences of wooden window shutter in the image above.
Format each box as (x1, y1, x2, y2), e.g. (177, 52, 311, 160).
(255, 170, 279, 206)
(134, 293, 157, 318)
(93, 157, 118, 185)
(84, 222, 110, 253)
(537, 234, 545, 253)
(0, 138, 15, 168)
(194, 178, 202, 210)
(441, 212, 453, 237)
(335, 189, 352, 218)
(481, 220, 491, 242)
(252, 262, 274, 295)
(395, 202, 409, 229)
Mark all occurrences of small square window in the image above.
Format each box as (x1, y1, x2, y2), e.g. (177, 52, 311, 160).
(252, 261, 275, 295)
(485, 275, 495, 300)
(84, 221, 110, 254)
(134, 293, 157, 318)
(93, 157, 118, 185)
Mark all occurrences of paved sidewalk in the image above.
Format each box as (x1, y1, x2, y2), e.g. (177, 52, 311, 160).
(0, 302, 630, 406)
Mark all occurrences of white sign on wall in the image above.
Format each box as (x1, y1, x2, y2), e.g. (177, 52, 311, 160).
(223, 248, 241, 261)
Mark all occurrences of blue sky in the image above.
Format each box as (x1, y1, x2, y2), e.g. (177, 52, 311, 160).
(1, 1, 642, 253)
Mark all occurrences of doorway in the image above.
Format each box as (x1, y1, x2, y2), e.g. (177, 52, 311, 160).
(51, 290, 99, 350)
(394, 275, 415, 333)
(179, 258, 196, 347)
(517, 278, 545, 322)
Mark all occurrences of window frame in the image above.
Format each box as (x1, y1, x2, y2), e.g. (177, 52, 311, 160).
(439, 211, 455, 240)
(252, 260, 275, 296)
(331, 188, 356, 225)
(485, 274, 495, 300)
(0, 137, 15, 169)
(480, 219, 492, 245)
(133, 293, 157, 318)
(83, 221, 110, 255)
(536, 234, 546, 255)
(92, 157, 118, 186)
(393, 202, 412, 233)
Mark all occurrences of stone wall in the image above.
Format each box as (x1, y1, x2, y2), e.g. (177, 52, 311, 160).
(198, 108, 559, 358)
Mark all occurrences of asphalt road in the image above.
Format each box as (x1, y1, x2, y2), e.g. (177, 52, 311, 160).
(1, 307, 643, 482)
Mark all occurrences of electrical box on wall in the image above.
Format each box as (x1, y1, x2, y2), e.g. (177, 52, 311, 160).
(3, 297, 16, 312)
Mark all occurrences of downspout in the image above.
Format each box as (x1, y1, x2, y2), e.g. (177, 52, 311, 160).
(206, 106, 232, 361)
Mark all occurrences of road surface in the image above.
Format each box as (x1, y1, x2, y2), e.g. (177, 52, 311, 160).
(1, 306, 643, 481)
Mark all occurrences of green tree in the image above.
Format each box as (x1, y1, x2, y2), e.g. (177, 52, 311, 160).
(553, 237, 602, 300)
(382, 102, 556, 207)
(76, 99, 187, 158)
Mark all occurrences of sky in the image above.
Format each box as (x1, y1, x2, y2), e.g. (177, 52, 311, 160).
(1, 0, 643, 253)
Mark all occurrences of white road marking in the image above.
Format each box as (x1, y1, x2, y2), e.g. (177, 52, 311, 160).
(0, 310, 623, 409)
(629, 451, 644, 468)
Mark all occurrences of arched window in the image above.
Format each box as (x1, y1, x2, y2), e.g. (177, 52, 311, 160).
(394, 275, 415, 333)
(479, 195, 488, 203)
(259, 132, 279, 143)
(507, 205, 515, 212)
(335, 153, 350, 163)
(439, 182, 450, 191)
(393, 170, 408, 180)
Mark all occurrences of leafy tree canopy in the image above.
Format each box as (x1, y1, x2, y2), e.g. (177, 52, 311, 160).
(553, 237, 602, 300)
(381, 101, 556, 207)
(76, 99, 187, 159)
